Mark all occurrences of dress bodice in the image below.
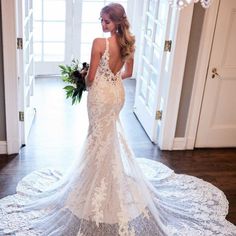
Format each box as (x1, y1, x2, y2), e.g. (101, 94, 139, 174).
(87, 38, 125, 129)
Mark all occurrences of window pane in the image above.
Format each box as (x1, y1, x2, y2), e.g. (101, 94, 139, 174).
(158, 0, 169, 22)
(140, 79, 147, 99)
(29, 0, 33, 10)
(80, 43, 92, 63)
(152, 47, 161, 67)
(44, 54, 64, 61)
(44, 42, 64, 61)
(25, 0, 29, 17)
(155, 24, 163, 47)
(44, 0, 66, 21)
(148, 0, 155, 15)
(82, 1, 127, 19)
(146, 16, 153, 38)
(150, 69, 158, 86)
(81, 23, 103, 43)
(142, 63, 149, 80)
(34, 42, 42, 61)
(147, 89, 155, 111)
(33, 0, 42, 20)
(143, 39, 152, 60)
(83, 0, 104, 1)
(44, 22, 65, 41)
(106, 1, 127, 10)
(33, 22, 42, 41)
(24, 47, 30, 64)
(82, 2, 104, 22)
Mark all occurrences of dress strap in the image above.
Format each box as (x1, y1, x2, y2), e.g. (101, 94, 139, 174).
(105, 38, 109, 53)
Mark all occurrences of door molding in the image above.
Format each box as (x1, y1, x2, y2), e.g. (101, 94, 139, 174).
(1, 0, 20, 154)
(0, 141, 7, 154)
(158, 3, 194, 150)
(184, 0, 220, 149)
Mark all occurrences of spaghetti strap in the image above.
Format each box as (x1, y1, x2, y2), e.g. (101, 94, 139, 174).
(105, 38, 109, 53)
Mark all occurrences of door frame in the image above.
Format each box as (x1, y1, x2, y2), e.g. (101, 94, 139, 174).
(157, 3, 194, 150)
(1, 0, 20, 154)
(183, 0, 220, 149)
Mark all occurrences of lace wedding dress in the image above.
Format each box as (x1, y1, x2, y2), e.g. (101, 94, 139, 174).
(0, 38, 235, 236)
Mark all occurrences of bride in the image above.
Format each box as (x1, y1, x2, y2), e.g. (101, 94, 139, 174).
(0, 3, 235, 235)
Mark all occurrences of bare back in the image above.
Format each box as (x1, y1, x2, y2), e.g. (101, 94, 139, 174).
(86, 37, 134, 86)
(103, 37, 124, 75)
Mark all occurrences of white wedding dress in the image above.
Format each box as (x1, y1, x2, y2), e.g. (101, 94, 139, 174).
(0, 38, 235, 236)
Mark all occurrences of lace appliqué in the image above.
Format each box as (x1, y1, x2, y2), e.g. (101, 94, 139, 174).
(91, 178, 108, 226)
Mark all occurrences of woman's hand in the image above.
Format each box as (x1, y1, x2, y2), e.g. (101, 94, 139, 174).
(81, 69, 88, 78)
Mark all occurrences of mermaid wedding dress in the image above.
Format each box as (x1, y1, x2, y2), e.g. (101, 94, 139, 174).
(0, 38, 235, 236)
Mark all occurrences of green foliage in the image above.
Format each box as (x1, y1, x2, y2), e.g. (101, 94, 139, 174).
(59, 59, 86, 105)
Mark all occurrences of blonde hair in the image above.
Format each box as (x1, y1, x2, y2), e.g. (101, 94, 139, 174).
(101, 3, 135, 61)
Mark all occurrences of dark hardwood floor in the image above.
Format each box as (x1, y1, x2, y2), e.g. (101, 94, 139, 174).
(0, 78, 236, 225)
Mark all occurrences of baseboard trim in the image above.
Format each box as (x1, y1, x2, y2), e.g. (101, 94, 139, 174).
(186, 137, 195, 149)
(0, 141, 7, 154)
(173, 137, 196, 150)
(173, 138, 187, 150)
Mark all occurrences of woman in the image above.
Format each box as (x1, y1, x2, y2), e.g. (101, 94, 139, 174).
(0, 3, 235, 235)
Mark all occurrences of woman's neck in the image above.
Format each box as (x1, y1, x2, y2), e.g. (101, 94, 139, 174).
(110, 30, 116, 37)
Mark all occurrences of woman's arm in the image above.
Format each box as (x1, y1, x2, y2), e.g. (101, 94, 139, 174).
(121, 56, 134, 80)
(85, 38, 102, 87)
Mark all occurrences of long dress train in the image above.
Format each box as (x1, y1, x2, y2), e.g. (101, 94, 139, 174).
(0, 38, 235, 236)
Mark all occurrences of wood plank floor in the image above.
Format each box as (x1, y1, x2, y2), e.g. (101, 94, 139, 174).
(0, 78, 235, 225)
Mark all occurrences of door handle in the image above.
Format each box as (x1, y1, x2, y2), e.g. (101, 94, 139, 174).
(212, 67, 220, 79)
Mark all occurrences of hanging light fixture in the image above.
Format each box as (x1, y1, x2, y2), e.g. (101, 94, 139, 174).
(169, 0, 213, 9)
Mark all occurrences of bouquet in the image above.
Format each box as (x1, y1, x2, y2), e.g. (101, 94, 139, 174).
(59, 59, 89, 105)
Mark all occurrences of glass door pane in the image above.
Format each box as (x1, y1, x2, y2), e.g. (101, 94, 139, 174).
(33, 0, 66, 74)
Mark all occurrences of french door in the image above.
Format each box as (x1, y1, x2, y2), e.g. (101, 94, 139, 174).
(134, 0, 170, 143)
(17, 0, 36, 145)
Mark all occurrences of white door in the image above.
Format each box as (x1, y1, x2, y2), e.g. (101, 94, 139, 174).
(17, 0, 36, 145)
(196, 0, 236, 147)
(134, 0, 169, 143)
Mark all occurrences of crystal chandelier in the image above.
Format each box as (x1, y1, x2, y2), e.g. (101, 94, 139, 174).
(169, 0, 213, 9)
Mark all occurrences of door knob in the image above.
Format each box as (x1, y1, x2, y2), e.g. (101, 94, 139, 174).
(212, 68, 220, 79)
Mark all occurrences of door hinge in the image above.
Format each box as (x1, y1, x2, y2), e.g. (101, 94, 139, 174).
(164, 40, 172, 52)
(19, 111, 24, 121)
(17, 38, 23, 49)
(155, 110, 162, 120)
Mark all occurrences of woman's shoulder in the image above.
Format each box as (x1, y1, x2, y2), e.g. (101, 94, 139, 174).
(92, 38, 106, 46)
(92, 38, 106, 53)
